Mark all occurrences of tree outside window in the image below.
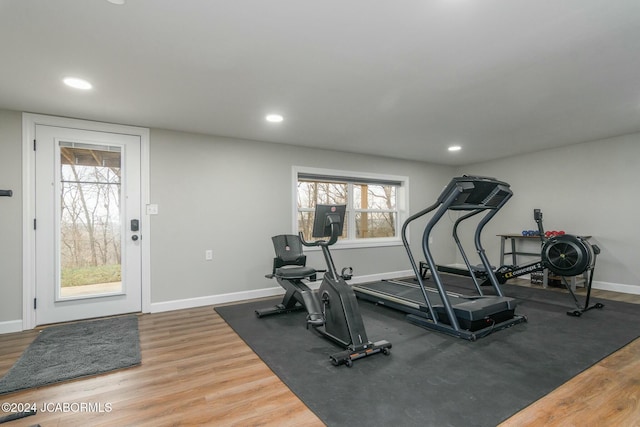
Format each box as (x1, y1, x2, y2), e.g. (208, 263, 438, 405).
(296, 170, 404, 245)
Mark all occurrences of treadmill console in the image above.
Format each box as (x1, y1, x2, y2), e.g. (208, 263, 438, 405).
(438, 175, 512, 210)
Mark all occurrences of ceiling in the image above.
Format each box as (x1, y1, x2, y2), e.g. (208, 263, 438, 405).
(1, 0, 639, 166)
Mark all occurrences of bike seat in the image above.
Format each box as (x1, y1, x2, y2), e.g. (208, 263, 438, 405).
(274, 265, 317, 280)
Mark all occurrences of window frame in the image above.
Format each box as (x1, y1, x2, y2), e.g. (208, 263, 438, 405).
(292, 166, 409, 249)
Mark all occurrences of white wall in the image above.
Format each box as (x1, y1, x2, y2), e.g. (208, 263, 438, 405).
(458, 133, 640, 292)
(148, 128, 455, 307)
(0, 109, 456, 324)
(0, 110, 23, 329)
(2, 106, 638, 329)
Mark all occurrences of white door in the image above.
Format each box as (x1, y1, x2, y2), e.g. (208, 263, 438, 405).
(34, 124, 142, 325)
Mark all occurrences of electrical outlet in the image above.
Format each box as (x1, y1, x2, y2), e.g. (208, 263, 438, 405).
(205, 249, 213, 260)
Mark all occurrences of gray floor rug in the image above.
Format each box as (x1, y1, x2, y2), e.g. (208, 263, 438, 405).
(0, 315, 141, 395)
(216, 281, 640, 427)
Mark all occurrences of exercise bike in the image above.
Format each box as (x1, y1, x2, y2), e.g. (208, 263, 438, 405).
(255, 204, 391, 367)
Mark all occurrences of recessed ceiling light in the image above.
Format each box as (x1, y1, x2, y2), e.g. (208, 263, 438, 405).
(63, 77, 92, 90)
(448, 145, 462, 152)
(107, 0, 125, 4)
(266, 114, 284, 123)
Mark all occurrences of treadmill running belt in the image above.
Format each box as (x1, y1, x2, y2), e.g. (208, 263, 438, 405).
(356, 280, 439, 304)
(354, 280, 518, 322)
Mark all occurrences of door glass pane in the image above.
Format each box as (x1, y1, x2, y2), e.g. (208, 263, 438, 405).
(59, 143, 122, 298)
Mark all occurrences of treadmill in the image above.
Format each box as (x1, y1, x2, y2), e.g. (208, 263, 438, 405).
(353, 176, 527, 340)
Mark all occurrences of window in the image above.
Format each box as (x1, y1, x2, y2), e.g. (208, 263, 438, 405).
(294, 167, 408, 248)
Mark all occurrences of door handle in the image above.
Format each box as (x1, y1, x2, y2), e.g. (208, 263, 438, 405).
(131, 219, 140, 241)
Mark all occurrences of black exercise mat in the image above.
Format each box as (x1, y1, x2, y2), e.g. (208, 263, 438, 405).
(215, 284, 639, 427)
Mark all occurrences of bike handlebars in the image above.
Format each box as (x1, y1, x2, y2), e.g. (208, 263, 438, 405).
(298, 217, 341, 247)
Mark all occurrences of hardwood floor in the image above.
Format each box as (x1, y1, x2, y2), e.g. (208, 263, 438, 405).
(499, 338, 640, 427)
(0, 308, 323, 427)
(498, 283, 640, 427)
(1, 286, 638, 426)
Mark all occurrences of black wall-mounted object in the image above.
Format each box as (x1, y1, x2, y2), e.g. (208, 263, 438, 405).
(0, 189, 13, 197)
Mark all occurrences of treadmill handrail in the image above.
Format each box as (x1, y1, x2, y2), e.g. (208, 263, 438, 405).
(473, 193, 512, 296)
(420, 186, 469, 330)
(401, 199, 441, 323)
(452, 209, 485, 294)
(403, 176, 514, 332)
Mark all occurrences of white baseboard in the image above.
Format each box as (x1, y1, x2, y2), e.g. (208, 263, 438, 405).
(149, 286, 286, 313)
(3, 273, 635, 334)
(144, 271, 639, 316)
(0, 319, 23, 334)
(593, 281, 640, 295)
(148, 270, 413, 314)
